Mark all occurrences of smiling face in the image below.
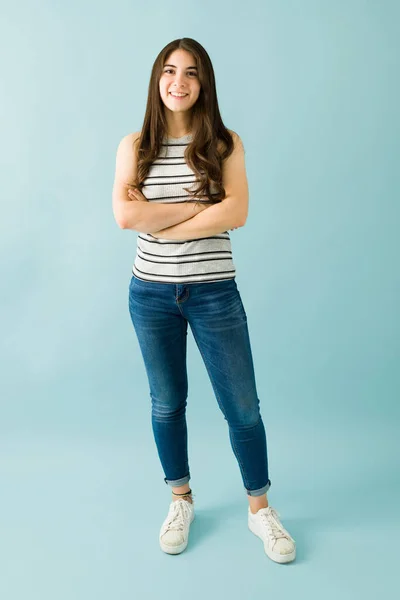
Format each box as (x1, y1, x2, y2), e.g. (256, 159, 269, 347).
(159, 49, 201, 115)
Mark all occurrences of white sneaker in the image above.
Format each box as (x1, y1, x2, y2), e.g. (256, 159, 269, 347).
(159, 498, 195, 555)
(248, 506, 296, 563)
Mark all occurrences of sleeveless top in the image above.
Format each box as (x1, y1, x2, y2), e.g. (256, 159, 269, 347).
(131, 133, 236, 284)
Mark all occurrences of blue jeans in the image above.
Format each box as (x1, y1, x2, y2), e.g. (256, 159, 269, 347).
(128, 274, 271, 497)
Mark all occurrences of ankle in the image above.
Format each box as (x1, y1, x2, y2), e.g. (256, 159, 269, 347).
(248, 493, 268, 514)
(173, 494, 193, 504)
(172, 487, 193, 504)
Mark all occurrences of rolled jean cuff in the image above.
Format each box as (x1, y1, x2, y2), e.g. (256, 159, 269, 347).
(246, 479, 271, 497)
(164, 473, 191, 487)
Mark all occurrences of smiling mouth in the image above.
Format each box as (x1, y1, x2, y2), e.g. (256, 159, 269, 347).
(169, 92, 188, 98)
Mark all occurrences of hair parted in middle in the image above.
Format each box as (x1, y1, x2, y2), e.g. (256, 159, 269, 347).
(133, 37, 236, 205)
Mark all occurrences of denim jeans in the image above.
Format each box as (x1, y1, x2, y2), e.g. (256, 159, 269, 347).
(128, 274, 271, 497)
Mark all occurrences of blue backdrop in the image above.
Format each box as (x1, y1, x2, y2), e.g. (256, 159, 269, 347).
(1, 1, 398, 598)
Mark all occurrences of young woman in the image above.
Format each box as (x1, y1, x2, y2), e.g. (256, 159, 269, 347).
(112, 38, 296, 563)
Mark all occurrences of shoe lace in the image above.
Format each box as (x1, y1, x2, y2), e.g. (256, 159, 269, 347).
(164, 499, 192, 532)
(259, 507, 294, 542)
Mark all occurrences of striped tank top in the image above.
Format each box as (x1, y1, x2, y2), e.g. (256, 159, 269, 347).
(132, 132, 236, 284)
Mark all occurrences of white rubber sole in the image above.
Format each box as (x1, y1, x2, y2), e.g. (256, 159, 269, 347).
(159, 510, 195, 555)
(248, 518, 296, 564)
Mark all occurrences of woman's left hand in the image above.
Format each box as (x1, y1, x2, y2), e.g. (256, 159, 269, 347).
(127, 186, 162, 236)
(127, 186, 148, 202)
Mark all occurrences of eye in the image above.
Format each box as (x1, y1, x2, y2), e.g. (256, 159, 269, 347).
(164, 69, 197, 77)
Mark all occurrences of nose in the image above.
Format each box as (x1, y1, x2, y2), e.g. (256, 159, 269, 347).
(173, 73, 187, 87)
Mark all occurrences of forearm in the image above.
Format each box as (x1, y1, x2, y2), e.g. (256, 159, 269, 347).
(122, 200, 204, 232)
(150, 199, 243, 241)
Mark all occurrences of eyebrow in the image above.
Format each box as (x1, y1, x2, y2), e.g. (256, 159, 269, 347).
(164, 64, 198, 70)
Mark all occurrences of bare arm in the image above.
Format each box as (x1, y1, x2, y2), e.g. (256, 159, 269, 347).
(121, 198, 208, 233)
(125, 199, 211, 233)
(112, 132, 208, 231)
(149, 132, 249, 241)
(147, 199, 242, 241)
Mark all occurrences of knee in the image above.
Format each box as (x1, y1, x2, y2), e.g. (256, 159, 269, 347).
(228, 400, 262, 429)
(150, 393, 187, 420)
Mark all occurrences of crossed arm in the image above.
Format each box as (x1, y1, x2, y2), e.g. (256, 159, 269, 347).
(147, 198, 242, 240)
(132, 132, 248, 241)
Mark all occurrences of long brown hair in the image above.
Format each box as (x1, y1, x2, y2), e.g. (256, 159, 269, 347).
(133, 38, 235, 204)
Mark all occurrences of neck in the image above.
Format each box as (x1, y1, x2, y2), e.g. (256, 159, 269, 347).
(168, 131, 191, 139)
(165, 114, 192, 139)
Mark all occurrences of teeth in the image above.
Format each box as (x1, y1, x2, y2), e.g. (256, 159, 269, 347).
(170, 92, 187, 97)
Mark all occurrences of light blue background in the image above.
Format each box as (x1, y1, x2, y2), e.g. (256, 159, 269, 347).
(1, 1, 398, 598)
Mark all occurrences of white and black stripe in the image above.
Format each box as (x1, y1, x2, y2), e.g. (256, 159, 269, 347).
(132, 133, 236, 283)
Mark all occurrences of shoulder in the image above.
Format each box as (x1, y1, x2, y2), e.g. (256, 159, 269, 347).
(227, 129, 244, 151)
(116, 131, 141, 163)
(129, 130, 142, 147)
(227, 128, 238, 140)
(117, 131, 141, 151)
(217, 129, 244, 155)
